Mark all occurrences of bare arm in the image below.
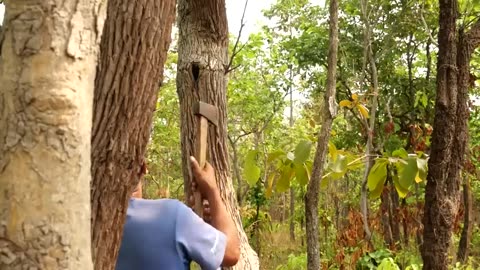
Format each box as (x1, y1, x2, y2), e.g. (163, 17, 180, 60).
(190, 156, 240, 267)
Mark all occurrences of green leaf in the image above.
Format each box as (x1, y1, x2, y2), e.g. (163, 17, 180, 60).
(331, 154, 348, 173)
(394, 123, 401, 132)
(416, 158, 428, 183)
(421, 93, 428, 107)
(294, 140, 312, 164)
(320, 177, 330, 189)
(397, 157, 418, 190)
(377, 258, 400, 270)
(265, 174, 275, 198)
(393, 174, 410, 198)
(243, 150, 260, 186)
(294, 163, 310, 186)
(369, 177, 386, 199)
(268, 150, 286, 162)
(392, 148, 408, 159)
(276, 164, 294, 192)
(367, 159, 388, 192)
(244, 162, 261, 186)
(328, 141, 338, 160)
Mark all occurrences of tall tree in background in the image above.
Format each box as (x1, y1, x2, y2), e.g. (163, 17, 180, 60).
(90, 1, 176, 269)
(176, 0, 259, 269)
(421, 0, 480, 268)
(0, 0, 106, 269)
(305, 0, 339, 269)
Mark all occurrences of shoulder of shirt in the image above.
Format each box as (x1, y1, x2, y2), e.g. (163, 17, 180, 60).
(129, 198, 187, 210)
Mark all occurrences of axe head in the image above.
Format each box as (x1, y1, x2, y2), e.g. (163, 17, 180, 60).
(194, 101, 219, 126)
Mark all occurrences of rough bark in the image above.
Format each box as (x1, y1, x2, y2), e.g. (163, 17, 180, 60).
(457, 176, 472, 263)
(176, 0, 259, 269)
(421, 1, 480, 268)
(305, 0, 338, 269)
(90, 1, 175, 269)
(0, 0, 106, 269)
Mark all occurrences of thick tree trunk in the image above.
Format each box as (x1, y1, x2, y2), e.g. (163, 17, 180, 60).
(176, 0, 259, 269)
(305, 0, 338, 269)
(421, 0, 480, 267)
(457, 176, 472, 263)
(0, 0, 105, 269)
(90, 1, 175, 269)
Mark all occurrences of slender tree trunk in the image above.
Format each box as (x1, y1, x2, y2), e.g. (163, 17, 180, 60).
(414, 183, 423, 247)
(289, 187, 296, 241)
(90, 1, 176, 269)
(289, 72, 295, 241)
(359, 0, 373, 241)
(380, 179, 393, 246)
(0, 1, 106, 269)
(176, 0, 259, 268)
(421, 0, 479, 267)
(305, 0, 338, 269)
(401, 199, 409, 246)
(457, 176, 472, 263)
(389, 183, 401, 245)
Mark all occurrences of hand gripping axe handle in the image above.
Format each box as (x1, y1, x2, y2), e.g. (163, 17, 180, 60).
(193, 101, 218, 217)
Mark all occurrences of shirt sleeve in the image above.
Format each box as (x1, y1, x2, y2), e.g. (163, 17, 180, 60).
(175, 203, 227, 270)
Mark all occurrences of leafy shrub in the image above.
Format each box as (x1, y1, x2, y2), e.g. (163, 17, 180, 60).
(275, 253, 307, 270)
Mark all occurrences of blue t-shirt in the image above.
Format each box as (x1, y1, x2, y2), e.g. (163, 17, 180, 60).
(116, 198, 227, 270)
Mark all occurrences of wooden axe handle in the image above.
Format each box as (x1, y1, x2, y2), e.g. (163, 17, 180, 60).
(194, 116, 208, 217)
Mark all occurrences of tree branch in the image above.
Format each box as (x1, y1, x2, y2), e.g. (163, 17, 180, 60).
(465, 18, 480, 50)
(420, 4, 438, 47)
(225, 0, 249, 74)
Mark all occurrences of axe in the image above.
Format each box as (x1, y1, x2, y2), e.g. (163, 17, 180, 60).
(193, 101, 218, 217)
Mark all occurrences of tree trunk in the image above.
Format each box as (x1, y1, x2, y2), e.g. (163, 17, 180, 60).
(176, 0, 259, 269)
(359, 0, 374, 241)
(457, 176, 472, 263)
(0, 0, 105, 269)
(401, 199, 409, 246)
(390, 182, 401, 245)
(90, 1, 176, 269)
(305, 0, 338, 269)
(380, 180, 393, 246)
(421, 0, 480, 267)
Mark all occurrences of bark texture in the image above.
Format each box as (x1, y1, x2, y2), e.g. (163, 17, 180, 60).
(421, 1, 480, 268)
(176, 0, 259, 269)
(457, 177, 472, 263)
(305, 0, 338, 269)
(0, 0, 106, 269)
(90, 1, 175, 269)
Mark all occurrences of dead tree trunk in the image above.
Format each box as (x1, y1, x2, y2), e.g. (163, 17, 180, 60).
(305, 0, 339, 269)
(90, 1, 176, 269)
(0, 0, 106, 269)
(421, 0, 480, 267)
(176, 0, 259, 269)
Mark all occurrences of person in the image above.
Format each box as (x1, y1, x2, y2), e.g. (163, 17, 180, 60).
(116, 156, 240, 270)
